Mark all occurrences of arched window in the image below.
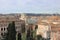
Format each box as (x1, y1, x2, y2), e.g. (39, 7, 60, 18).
(4, 27, 5, 31)
(1, 33, 3, 36)
(1, 28, 3, 31)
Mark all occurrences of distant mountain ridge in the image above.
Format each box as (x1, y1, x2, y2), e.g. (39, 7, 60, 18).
(0, 13, 60, 16)
(26, 13, 60, 16)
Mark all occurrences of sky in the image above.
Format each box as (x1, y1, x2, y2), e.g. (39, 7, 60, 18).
(0, 0, 60, 14)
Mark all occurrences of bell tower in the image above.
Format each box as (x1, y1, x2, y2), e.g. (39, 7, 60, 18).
(20, 13, 26, 20)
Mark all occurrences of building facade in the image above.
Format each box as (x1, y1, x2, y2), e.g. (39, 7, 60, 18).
(0, 14, 25, 39)
(0, 14, 60, 40)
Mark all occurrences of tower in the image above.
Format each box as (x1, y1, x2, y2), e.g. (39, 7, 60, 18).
(20, 13, 26, 20)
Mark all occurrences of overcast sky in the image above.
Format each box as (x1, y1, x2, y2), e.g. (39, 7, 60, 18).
(0, 0, 60, 13)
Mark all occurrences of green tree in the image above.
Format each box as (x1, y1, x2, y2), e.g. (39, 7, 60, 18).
(26, 25, 33, 40)
(35, 25, 38, 30)
(33, 25, 38, 40)
(21, 24, 25, 33)
(5, 21, 16, 40)
(37, 35, 42, 40)
(18, 33, 21, 40)
(21, 23, 26, 40)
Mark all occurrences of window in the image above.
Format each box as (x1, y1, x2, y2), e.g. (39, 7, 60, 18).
(1, 28, 3, 31)
(1, 33, 3, 36)
(4, 28, 5, 31)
